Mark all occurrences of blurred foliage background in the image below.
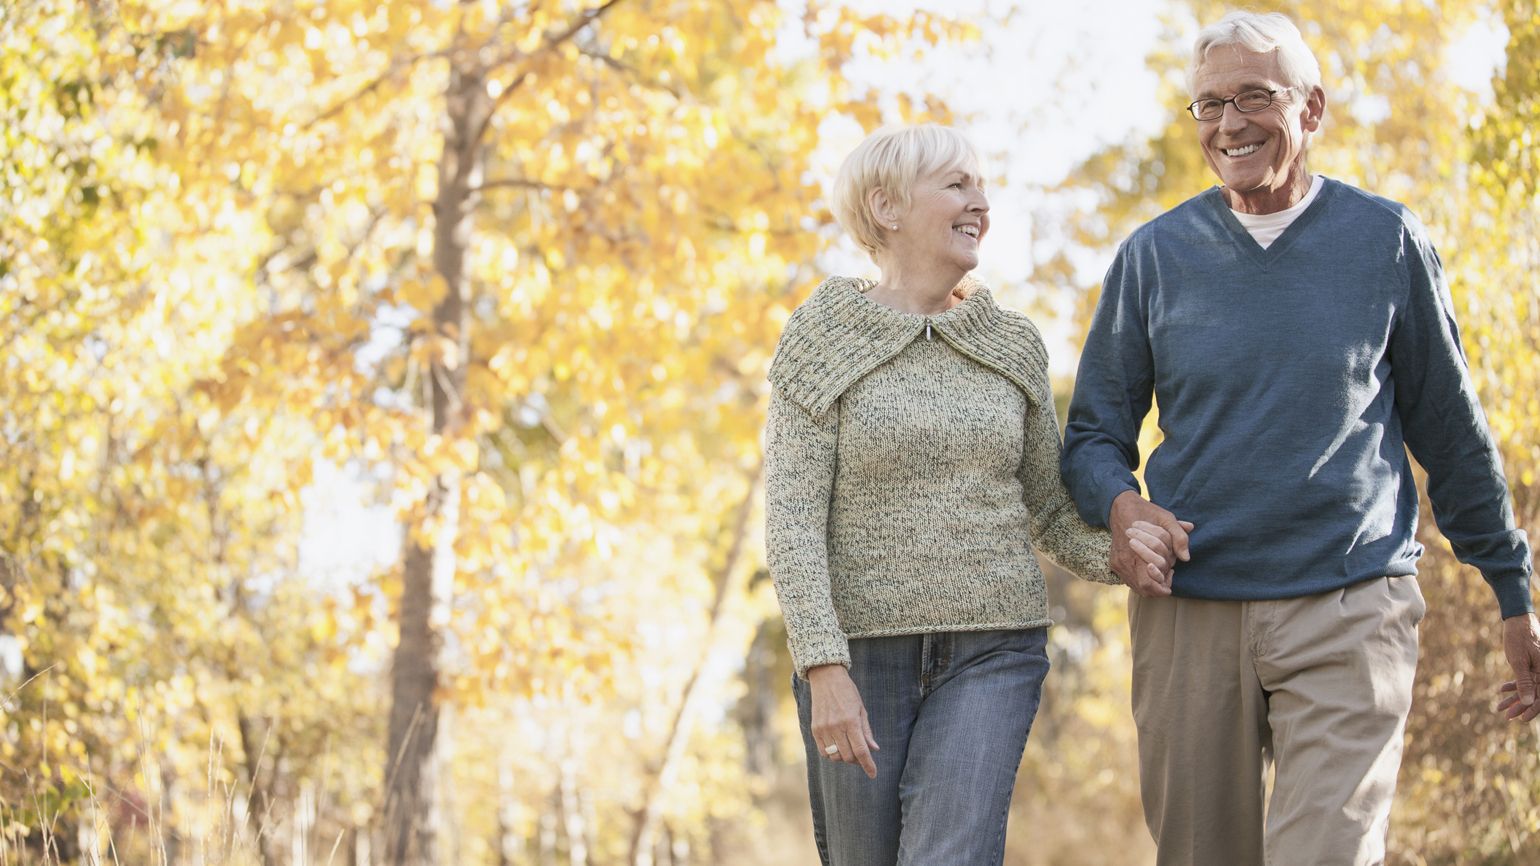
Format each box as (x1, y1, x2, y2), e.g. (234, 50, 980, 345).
(0, 0, 1535, 863)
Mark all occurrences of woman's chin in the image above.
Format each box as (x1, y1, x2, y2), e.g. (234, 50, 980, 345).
(952, 252, 980, 273)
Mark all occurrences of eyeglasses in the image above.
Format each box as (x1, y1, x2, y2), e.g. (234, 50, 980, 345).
(1186, 88, 1293, 121)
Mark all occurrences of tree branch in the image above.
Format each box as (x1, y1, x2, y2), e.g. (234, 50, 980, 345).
(478, 0, 630, 135)
(580, 48, 685, 101)
(256, 204, 389, 289)
(469, 177, 571, 194)
(302, 49, 451, 130)
(547, 0, 626, 47)
(627, 464, 763, 864)
(706, 215, 805, 237)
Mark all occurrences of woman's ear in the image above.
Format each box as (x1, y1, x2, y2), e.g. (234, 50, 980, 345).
(868, 186, 900, 229)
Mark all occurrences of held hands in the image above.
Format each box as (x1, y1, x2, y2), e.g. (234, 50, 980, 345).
(1496, 612, 1540, 722)
(1110, 491, 1195, 597)
(807, 664, 880, 779)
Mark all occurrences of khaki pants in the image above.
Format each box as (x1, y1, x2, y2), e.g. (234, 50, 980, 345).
(1129, 577, 1425, 866)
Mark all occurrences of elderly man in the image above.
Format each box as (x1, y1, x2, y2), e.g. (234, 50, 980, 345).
(1061, 10, 1539, 865)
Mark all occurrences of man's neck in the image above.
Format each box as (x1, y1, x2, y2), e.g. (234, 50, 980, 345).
(1225, 170, 1314, 215)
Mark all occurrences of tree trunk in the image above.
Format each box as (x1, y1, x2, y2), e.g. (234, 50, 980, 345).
(236, 713, 282, 866)
(537, 787, 560, 866)
(496, 760, 519, 866)
(738, 619, 783, 778)
(292, 779, 316, 866)
(158, 758, 182, 866)
(382, 55, 488, 866)
(560, 755, 589, 866)
(629, 468, 761, 865)
(0, 553, 19, 688)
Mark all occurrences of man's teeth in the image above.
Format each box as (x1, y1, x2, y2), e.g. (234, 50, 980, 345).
(954, 225, 979, 237)
(1224, 144, 1261, 157)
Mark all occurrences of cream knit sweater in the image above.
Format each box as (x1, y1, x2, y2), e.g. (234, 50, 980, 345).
(765, 275, 1117, 677)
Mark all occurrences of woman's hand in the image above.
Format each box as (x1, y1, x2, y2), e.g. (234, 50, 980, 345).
(807, 664, 880, 778)
(1126, 518, 1183, 586)
(1111, 490, 1194, 597)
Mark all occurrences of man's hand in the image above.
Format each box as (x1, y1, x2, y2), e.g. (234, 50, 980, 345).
(1109, 491, 1194, 597)
(807, 664, 880, 778)
(1496, 612, 1540, 722)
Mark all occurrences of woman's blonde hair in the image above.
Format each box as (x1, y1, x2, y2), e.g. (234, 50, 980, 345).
(831, 124, 983, 259)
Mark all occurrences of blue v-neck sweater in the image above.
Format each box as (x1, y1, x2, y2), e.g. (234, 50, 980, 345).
(1062, 178, 1533, 617)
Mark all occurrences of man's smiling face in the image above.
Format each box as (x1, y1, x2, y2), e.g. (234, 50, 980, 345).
(1192, 45, 1324, 214)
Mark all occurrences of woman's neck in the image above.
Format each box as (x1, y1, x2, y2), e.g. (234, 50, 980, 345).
(867, 260, 966, 315)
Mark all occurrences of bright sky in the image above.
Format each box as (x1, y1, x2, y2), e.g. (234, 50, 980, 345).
(810, 0, 1173, 376)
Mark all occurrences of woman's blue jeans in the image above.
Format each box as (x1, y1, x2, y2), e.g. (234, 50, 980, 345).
(792, 628, 1050, 866)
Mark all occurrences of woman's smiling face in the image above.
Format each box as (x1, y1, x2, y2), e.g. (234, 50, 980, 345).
(897, 163, 990, 274)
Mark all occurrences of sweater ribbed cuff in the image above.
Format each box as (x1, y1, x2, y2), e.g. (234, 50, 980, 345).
(793, 644, 852, 680)
(1491, 572, 1536, 619)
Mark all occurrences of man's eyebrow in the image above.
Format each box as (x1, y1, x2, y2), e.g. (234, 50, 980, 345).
(1196, 80, 1276, 98)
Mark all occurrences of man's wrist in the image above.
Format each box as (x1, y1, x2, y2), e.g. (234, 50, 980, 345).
(1108, 489, 1142, 524)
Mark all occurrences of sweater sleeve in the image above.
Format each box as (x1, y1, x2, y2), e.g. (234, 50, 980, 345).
(1019, 382, 1119, 584)
(1062, 241, 1154, 527)
(1391, 217, 1534, 618)
(764, 388, 852, 677)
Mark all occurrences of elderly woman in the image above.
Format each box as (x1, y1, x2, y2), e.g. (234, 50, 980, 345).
(764, 124, 1160, 865)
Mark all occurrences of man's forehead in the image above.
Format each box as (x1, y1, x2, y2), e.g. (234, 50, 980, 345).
(1193, 46, 1285, 93)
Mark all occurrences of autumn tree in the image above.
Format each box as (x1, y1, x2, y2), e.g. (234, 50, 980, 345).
(1393, 1, 1540, 857)
(6, 0, 973, 862)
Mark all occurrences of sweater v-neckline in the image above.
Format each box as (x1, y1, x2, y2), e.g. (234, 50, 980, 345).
(1204, 177, 1337, 268)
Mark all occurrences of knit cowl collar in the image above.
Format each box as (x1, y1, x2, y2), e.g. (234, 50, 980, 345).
(769, 275, 1051, 417)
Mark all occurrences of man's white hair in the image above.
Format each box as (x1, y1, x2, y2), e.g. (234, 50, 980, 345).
(1187, 11, 1323, 97)
(831, 124, 983, 261)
